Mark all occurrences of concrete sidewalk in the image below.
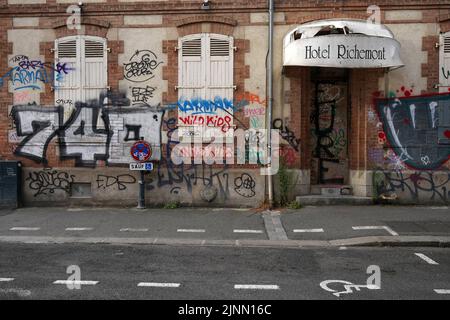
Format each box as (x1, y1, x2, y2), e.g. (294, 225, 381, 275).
(0, 205, 449, 248)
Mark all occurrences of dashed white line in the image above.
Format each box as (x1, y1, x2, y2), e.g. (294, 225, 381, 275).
(177, 229, 205, 233)
(53, 280, 98, 285)
(293, 228, 324, 233)
(415, 253, 439, 265)
(137, 282, 180, 288)
(65, 227, 93, 231)
(352, 226, 399, 236)
(434, 289, 450, 294)
(234, 284, 280, 290)
(233, 229, 264, 234)
(10, 227, 40, 231)
(120, 228, 149, 232)
(0, 278, 14, 282)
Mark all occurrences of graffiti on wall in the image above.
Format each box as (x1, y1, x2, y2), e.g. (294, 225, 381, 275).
(0, 58, 73, 91)
(309, 83, 348, 184)
(26, 168, 75, 197)
(272, 118, 300, 152)
(375, 93, 450, 170)
(96, 174, 136, 191)
(11, 92, 164, 166)
(373, 169, 450, 203)
(131, 86, 156, 105)
(124, 50, 162, 83)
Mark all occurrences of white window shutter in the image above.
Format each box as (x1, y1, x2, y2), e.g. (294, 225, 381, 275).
(82, 36, 108, 103)
(55, 35, 107, 107)
(207, 34, 234, 101)
(178, 33, 234, 141)
(178, 35, 205, 99)
(55, 36, 81, 108)
(439, 31, 450, 93)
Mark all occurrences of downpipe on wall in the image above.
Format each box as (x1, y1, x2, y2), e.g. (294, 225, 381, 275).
(266, 0, 274, 209)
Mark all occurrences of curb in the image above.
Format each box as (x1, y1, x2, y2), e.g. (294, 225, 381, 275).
(0, 235, 450, 248)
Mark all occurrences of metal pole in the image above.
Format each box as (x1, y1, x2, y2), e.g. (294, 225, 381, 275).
(267, 0, 274, 209)
(137, 170, 145, 209)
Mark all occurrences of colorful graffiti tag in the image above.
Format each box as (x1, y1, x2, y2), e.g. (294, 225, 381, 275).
(375, 93, 450, 170)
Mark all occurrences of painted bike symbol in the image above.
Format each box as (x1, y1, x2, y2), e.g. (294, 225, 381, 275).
(320, 280, 380, 297)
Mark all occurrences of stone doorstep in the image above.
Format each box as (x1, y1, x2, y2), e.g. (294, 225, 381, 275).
(310, 184, 353, 196)
(295, 195, 373, 206)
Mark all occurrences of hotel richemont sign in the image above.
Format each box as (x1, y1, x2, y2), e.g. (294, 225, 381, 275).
(284, 34, 404, 69)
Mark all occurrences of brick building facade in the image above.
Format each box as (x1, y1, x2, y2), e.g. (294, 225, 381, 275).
(0, 0, 450, 207)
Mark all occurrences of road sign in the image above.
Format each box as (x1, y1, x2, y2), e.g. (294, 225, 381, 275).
(130, 140, 152, 162)
(129, 162, 153, 171)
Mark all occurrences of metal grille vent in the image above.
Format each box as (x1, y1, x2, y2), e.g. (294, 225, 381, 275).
(444, 36, 450, 54)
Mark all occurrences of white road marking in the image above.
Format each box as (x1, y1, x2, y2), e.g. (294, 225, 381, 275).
(53, 280, 98, 285)
(434, 289, 450, 294)
(137, 282, 180, 288)
(233, 229, 264, 234)
(293, 228, 324, 233)
(415, 253, 439, 265)
(0, 288, 31, 297)
(339, 246, 347, 250)
(10, 227, 40, 231)
(177, 229, 205, 233)
(429, 207, 449, 210)
(65, 227, 93, 231)
(0, 278, 14, 282)
(352, 226, 399, 236)
(234, 284, 280, 290)
(119, 228, 149, 232)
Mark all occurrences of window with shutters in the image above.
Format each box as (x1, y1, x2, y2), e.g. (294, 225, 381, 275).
(55, 35, 107, 110)
(178, 33, 234, 141)
(438, 31, 450, 144)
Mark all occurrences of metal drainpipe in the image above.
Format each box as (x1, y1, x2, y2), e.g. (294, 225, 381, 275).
(267, 0, 274, 209)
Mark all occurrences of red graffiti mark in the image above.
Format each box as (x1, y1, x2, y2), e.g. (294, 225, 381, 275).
(444, 130, 450, 139)
(400, 86, 413, 97)
(378, 132, 386, 139)
(280, 146, 298, 166)
(178, 115, 232, 132)
(410, 173, 422, 183)
(403, 118, 410, 125)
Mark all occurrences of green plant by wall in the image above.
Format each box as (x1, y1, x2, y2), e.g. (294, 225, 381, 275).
(278, 157, 292, 207)
(287, 200, 302, 209)
(163, 201, 181, 209)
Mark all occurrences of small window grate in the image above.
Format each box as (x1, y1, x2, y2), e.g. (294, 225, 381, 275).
(210, 38, 229, 57)
(85, 40, 104, 58)
(182, 39, 202, 57)
(444, 36, 450, 54)
(58, 40, 77, 58)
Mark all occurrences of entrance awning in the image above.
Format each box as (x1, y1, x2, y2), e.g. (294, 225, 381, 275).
(283, 19, 404, 69)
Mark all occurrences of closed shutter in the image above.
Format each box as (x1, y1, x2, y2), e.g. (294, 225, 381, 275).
(439, 32, 450, 144)
(178, 35, 204, 100)
(55, 36, 81, 108)
(55, 36, 107, 107)
(206, 35, 233, 101)
(178, 33, 234, 141)
(82, 37, 107, 102)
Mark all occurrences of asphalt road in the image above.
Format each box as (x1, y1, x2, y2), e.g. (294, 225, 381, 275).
(0, 243, 449, 300)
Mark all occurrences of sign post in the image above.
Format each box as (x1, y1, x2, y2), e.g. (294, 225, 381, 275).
(130, 140, 153, 209)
